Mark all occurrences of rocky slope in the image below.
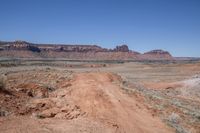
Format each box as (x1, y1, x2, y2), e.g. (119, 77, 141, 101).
(0, 40, 173, 60)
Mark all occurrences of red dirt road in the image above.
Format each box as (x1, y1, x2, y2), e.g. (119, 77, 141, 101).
(62, 72, 173, 133)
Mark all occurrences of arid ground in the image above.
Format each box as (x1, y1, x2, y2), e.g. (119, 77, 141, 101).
(0, 60, 200, 133)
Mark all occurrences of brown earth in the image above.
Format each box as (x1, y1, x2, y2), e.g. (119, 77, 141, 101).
(1, 60, 200, 132)
(61, 72, 173, 132)
(0, 70, 173, 133)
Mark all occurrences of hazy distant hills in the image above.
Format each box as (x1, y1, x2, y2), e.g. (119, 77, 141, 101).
(0, 40, 173, 60)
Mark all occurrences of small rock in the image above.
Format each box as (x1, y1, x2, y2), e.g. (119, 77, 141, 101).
(38, 107, 60, 118)
(54, 112, 67, 119)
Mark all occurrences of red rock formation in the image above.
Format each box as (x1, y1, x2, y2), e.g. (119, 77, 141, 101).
(141, 49, 172, 60)
(0, 41, 173, 60)
(113, 45, 129, 52)
(5, 41, 41, 52)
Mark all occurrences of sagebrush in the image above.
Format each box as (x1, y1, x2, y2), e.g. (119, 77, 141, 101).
(0, 75, 6, 90)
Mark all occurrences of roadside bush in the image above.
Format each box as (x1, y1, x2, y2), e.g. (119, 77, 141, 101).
(168, 112, 180, 124)
(0, 76, 6, 91)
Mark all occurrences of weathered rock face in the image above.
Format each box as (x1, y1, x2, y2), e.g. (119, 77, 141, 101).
(4, 41, 41, 52)
(0, 41, 173, 60)
(144, 49, 171, 55)
(38, 45, 104, 52)
(113, 45, 129, 52)
(141, 49, 172, 60)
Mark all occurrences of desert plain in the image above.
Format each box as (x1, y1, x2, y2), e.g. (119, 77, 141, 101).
(0, 59, 200, 133)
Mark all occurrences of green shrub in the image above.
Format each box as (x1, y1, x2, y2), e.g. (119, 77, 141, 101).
(0, 75, 6, 91)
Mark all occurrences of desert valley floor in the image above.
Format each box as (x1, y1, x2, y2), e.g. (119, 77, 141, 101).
(0, 60, 200, 133)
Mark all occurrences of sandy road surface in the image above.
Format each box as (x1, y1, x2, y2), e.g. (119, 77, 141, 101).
(54, 72, 173, 133)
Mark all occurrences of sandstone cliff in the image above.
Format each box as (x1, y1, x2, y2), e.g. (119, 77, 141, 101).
(0, 40, 173, 60)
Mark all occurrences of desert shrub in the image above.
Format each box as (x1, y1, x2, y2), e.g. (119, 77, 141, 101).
(0, 75, 6, 91)
(44, 85, 55, 92)
(167, 113, 190, 133)
(0, 108, 8, 117)
(46, 67, 51, 71)
(168, 112, 180, 124)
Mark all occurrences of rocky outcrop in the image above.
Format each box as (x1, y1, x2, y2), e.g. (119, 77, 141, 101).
(144, 49, 171, 56)
(1, 41, 132, 53)
(38, 44, 104, 52)
(5, 41, 41, 52)
(0, 40, 173, 60)
(113, 45, 129, 52)
(141, 49, 172, 60)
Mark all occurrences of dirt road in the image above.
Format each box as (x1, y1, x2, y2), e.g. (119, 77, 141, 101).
(65, 72, 173, 133)
(0, 71, 173, 133)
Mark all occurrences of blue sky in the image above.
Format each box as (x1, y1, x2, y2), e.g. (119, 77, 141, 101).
(0, 0, 200, 57)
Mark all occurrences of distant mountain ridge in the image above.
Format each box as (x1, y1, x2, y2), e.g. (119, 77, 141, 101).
(0, 40, 173, 60)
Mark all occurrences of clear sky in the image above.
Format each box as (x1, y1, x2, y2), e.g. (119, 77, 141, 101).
(0, 0, 200, 57)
